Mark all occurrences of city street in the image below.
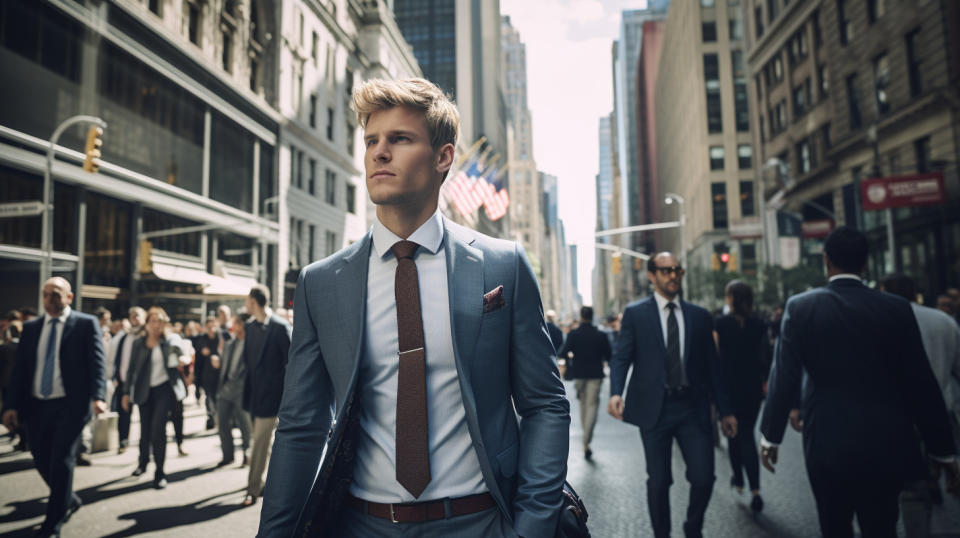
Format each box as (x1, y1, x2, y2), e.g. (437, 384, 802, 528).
(1, 380, 959, 537)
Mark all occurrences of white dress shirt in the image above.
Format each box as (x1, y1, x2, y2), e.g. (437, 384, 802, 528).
(350, 210, 487, 503)
(653, 291, 687, 385)
(33, 307, 71, 399)
(117, 330, 139, 383)
(149, 345, 168, 388)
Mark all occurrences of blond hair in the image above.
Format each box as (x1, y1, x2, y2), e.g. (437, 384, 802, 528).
(352, 78, 459, 150)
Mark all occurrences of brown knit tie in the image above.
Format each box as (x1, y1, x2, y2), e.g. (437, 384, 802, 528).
(391, 240, 431, 498)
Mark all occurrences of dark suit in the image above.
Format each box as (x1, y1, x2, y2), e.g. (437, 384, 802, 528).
(760, 278, 956, 536)
(559, 323, 611, 451)
(610, 296, 730, 538)
(242, 315, 292, 418)
(547, 322, 564, 354)
(2, 310, 106, 534)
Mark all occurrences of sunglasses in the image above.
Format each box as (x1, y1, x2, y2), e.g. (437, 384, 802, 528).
(653, 266, 684, 276)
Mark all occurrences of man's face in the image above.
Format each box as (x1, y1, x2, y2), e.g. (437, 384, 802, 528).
(205, 320, 218, 336)
(129, 310, 145, 327)
(647, 254, 683, 299)
(100, 312, 111, 326)
(938, 296, 956, 315)
(364, 106, 451, 210)
(42, 279, 73, 317)
(244, 295, 256, 314)
(231, 317, 245, 339)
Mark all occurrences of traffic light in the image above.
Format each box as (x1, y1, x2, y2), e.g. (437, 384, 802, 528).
(611, 254, 622, 275)
(82, 126, 103, 173)
(727, 252, 738, 272)
(714, 243, 730, 272)
(633, 257, 644, 271)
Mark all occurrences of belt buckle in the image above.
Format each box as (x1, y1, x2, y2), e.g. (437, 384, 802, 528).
(390, 503, 399, 524)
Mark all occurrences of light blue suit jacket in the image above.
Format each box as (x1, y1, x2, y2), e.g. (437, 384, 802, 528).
(257, 216, 570, 537)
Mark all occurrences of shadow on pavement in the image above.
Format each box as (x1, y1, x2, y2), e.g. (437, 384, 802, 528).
(0, 465, 216, 527)
(0, 458, 39, 475)
(101, 489, 249, 538)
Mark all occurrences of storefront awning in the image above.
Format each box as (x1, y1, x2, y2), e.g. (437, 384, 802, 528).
(147, 262, 258, 298)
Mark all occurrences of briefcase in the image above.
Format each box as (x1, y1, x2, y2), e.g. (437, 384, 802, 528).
(556, 480, 590, 538)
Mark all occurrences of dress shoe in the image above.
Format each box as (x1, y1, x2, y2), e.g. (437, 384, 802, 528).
(117, 445, 126, 455)
(131, 466, 146, 477)
(242, 454, 249, 467)
(14, 440, 28, 452)
(206, 417, 216, 430)
(216, 458, 235, 468)
(584, 448, 593, 460)
(242, 495, 257, 507)
(76, 453, 92, 466)
(154, 477, 168, 489)
(63, 496, 82, 523)
(177, 444, 188, 457)
(33, 528, 59, 538)
(751, 494, 764, 514)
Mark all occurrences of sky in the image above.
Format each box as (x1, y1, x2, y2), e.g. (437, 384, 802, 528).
(500, 0, 649, 306)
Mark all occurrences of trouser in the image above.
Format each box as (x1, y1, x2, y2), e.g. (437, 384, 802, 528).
(116, 381, 131, 446)
(247, 416, 278, 497)
(727, 400, 761, 491)
(808, 469, 900, 538)
(640, 393, 715, 538)
(137, 384, 175, 479)
(168, 398, 184, 445)
(574, 378, 602, 449)
(202, 377, 218, 422)
(217, 397, 252, 461)
(337, 505, 517, 538)
(26, 398, 84, 533)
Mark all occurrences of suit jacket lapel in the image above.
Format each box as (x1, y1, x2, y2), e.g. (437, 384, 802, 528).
(334, 233, 371, 405)
(445, 222, 484, 381)
(645, 298, 666, 357)
(680, 301, 694, 363)
(60, 312, 78, 369)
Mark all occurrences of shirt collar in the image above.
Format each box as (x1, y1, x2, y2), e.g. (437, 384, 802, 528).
(45, 306, 71, 325)
(828, 274, 862, 283)
(653, 291, 680, 312)
(372, 210, 444, 259)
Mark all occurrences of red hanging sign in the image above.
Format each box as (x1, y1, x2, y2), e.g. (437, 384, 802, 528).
(861, 172, 945, 211)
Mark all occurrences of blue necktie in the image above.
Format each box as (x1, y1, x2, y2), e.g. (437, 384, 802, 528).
(40, 318, 58, 398)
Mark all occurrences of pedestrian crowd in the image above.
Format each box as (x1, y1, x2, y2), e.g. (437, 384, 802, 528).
(0, 281, 292, 537)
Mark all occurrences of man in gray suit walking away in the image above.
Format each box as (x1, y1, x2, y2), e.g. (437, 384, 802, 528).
(217, 313, 252, 468)
(257, 77, 569, 537)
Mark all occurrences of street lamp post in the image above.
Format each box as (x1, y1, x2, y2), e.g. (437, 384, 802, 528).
(664, 193, 686, 267)
(40, 115, 107, 308)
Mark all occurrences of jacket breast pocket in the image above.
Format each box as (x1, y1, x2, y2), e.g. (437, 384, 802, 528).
(496, 443, 518, 478)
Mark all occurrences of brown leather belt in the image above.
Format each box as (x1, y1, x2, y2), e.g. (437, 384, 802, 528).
(347, 492, 496, 523)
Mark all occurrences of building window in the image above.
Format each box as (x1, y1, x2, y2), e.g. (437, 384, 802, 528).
(905, 28, 922, 97)
(345, 66, 354, 98)
(712, 182, 728, 229)
(812, 10, 822, 47)
(732, 51, 749, 132)
(309, 94, 317, 128)
(867, 0, 886, 23)
(754, 6, 764, 38)
(221, 31, 232, 73)
(308, 224, 316, 262)
(766, 0, 779, 23)
(249, 57, 259, 92)
(308, 158, 316, 195)
(325, 169, 336, 205)
(298, 12, 304, 46)
(296, 220, 304, 266)
(818, 64, 829, 100)
(710, 146, 725, 171)
(772, 99, 787, 134)
(729, 8, 744, 40)
(701, 0, 716, 6)
(704, 54, 722, 134)
(346, 123, 355, 155)
(740, 181, 755, 216)
(326, 107, 334, 141)
(738, 145, 753, 170)
(296, 150, 304, 189)
(210, 112, 255, 213)
(792, 80, 808, 118)
(702, 22, 717, 43)
(311, 31, 318, 65)
(346, 183, 356, 214)
(873, 53, 890, 116)
(186, 3, 200, 45)
(325, 231, 338, 257)
(149, 0, 161, 15)
(821, 123, 832, 151)
(796, 139, 812, 174)
(846, 74, 862, 129)
(787, 30, 808, 66)
(837, 0, 852, 45)
(914, 136, 931, 173)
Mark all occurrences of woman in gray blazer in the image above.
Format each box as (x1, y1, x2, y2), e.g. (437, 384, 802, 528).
(121, 307, 187, 489)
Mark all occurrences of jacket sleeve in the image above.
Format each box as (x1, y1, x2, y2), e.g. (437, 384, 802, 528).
(760, 298, 804, 444)
(257, 268, 336, 537)
(609, 306, 636, 397)
(601, 328, 612, 363)
(2, 327, 33, 413)
(508, 244, 570, 538)
(88, 318, 107, 402)
(703, 312, 731, 417)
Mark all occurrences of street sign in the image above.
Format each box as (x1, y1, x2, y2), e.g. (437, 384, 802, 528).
(861, 172, 945, 211)
(730, 217, 763, 239)
(802, 219, 834, 238)
(0, 200, 44, 218)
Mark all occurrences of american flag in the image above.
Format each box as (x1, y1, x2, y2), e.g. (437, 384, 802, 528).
(479, 167, 510, 221)
(445, 159, 486, 216)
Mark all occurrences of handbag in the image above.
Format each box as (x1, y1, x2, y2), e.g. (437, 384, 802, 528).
(555, 480, 590, 538)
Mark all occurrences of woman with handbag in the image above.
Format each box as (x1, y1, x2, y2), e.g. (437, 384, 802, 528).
(121, 306, 188, 489)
